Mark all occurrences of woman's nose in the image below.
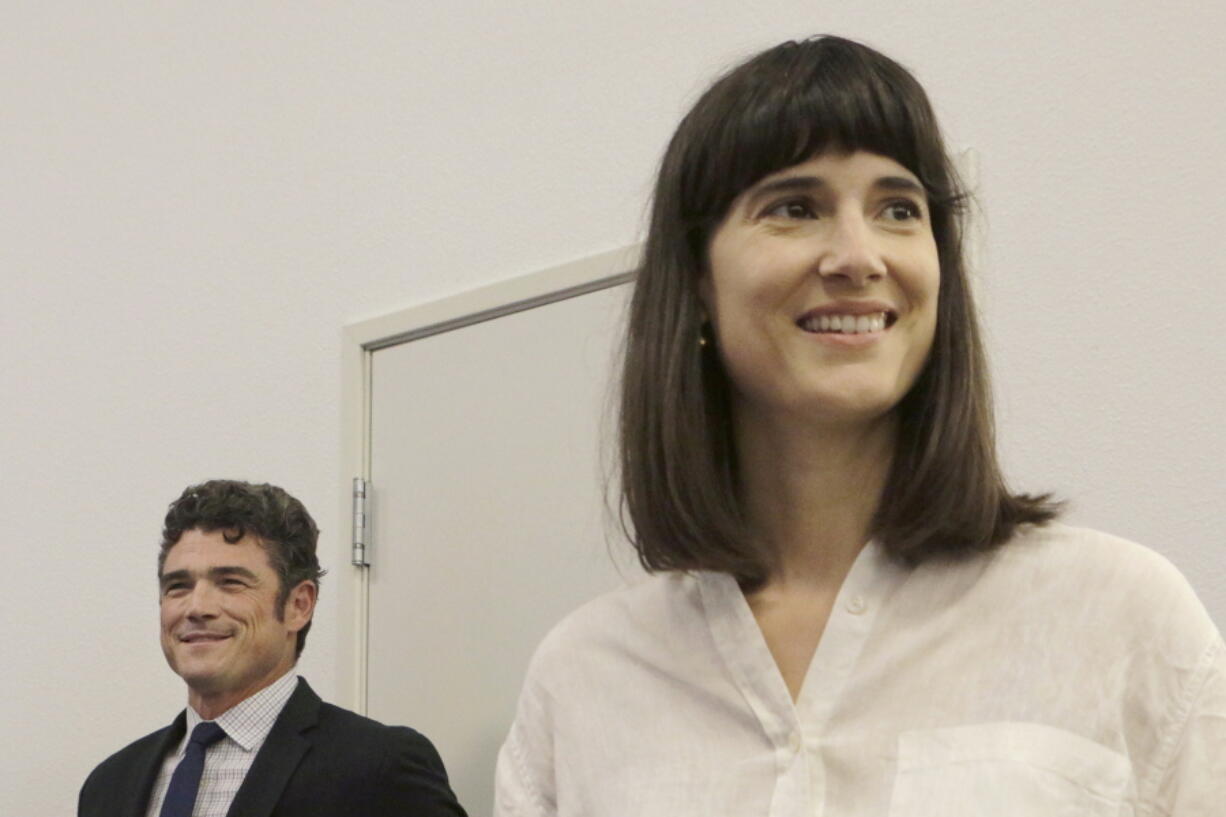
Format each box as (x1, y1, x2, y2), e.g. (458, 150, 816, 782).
(816, 213, 887, 286)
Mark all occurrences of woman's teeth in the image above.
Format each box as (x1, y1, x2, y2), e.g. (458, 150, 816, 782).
(800, 312, 888, 334)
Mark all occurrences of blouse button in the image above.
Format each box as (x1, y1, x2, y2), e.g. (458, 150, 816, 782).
(787, 732, 803, 753)
(846, 595, 867, 615)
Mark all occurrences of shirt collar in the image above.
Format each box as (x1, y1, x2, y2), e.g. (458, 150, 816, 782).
(183, 669, 299, 753)
(697, 539, 906, 736)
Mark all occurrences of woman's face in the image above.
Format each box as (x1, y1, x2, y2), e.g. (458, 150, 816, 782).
(702, 150, 940, 428)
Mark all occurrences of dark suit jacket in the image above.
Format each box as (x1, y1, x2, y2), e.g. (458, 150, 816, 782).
(78, 678, 467, 817)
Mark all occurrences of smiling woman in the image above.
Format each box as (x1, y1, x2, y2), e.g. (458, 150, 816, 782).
(618, 36, 1056, 586)
(493, 35, 1226, 817)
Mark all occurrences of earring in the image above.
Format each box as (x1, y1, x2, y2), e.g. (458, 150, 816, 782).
(699, 321, 711, 348)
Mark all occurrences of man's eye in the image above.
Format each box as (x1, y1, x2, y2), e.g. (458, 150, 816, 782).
(222, 578, 247, 587)
(766, 200, 817, 220)
(163, 583, 188, 595)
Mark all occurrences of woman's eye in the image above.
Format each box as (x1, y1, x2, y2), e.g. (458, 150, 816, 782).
(883, 200, 922, 221)
(766, 200, 817, 220)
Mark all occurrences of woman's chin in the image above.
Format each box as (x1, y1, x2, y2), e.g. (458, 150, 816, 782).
(807, 402, 897, 430)
(749, 393, 900, 432)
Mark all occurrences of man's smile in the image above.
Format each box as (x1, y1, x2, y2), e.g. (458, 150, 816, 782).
(178, 631, 232, 644)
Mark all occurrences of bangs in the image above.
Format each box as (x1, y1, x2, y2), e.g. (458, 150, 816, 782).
(675, 38, 950, 232)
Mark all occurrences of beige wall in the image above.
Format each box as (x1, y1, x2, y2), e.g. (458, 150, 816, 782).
(2, 2, 1223, 814)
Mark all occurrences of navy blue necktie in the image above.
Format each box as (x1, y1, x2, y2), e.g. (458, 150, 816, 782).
(159, 721, 226, 817)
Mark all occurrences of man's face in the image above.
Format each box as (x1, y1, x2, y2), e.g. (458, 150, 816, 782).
(158, 528, 314, 714)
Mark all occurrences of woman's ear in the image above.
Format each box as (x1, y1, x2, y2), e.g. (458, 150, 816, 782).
(697, 274, 714, 323)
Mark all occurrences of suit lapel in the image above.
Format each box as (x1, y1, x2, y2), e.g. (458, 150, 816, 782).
(224, 678, 319, 817)
(121, 714, 186, 817)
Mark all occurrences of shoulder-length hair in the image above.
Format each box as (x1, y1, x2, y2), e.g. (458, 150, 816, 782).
(620, 35, 1058, 587)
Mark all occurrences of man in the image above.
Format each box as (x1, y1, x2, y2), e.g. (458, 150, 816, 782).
(80, 479, 467, 817)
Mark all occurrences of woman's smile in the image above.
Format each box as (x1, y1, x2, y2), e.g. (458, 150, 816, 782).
(796, 301, 899, 348)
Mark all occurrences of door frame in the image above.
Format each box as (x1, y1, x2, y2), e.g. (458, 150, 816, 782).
(336, 244, 640, 711)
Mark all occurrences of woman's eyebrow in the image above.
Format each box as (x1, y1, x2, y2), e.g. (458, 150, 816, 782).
(874, 175, 926, 195)
(747, 175, 825, 201)
(744, 174, 926, 207)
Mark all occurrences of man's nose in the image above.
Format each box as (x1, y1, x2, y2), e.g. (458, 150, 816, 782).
(816, 212, 887, 286)
(184, 583, 220, 619)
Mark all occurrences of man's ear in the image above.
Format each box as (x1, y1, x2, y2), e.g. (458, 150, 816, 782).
(283, 580, 317, 633)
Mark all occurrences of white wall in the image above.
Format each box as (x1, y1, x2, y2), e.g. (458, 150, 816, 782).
(2, 2, 1222, 814)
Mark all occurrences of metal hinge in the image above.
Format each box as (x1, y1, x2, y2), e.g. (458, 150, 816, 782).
(351, 477, 369, 567)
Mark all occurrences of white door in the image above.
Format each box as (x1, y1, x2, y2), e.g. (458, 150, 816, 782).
(365, 278, 640, 815)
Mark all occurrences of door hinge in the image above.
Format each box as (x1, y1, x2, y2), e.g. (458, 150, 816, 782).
(351, 477, 369, 567)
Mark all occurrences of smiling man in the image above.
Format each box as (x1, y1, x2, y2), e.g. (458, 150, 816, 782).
(79, 480, 467, 817)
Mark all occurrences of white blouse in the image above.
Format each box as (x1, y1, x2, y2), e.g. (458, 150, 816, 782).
(495, 524, 1225, 816)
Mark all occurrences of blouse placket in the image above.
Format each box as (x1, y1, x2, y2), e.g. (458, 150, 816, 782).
(698, 542, 903, 816)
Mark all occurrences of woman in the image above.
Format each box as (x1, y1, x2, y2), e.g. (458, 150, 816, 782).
(495, 36, 1224, 815)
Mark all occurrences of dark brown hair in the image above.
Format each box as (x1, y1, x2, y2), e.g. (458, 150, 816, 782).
(159, 479, 326, 658)
(620, 36, 1058, 587)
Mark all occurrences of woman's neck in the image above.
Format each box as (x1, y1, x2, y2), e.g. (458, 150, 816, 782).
(735, 404, 896, 592)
